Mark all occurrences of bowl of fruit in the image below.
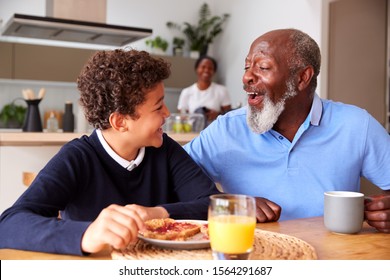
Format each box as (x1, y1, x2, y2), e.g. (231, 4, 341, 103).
(164, 113, 205, 133)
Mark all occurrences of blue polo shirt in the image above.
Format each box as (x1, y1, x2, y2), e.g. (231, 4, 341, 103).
(184, 94, 390, 220)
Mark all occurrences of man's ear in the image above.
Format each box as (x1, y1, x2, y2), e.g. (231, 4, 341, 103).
(297, 66, 314, 91)
(109, 112, 128, 132)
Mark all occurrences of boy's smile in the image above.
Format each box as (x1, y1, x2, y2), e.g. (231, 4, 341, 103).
(128, 82, 170, 149)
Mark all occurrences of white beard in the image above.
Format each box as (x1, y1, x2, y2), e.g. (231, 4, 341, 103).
(247, 80, 297, 134)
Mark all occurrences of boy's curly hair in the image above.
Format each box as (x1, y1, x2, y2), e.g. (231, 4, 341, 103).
(77, 49, 171, 130)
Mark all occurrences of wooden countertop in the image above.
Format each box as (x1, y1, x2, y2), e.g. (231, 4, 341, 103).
(0, 216, 388, 260)
(0, 131, 198, 146)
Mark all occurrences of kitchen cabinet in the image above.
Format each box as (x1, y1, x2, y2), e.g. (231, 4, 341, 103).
(0, 42, 13, 79)
(0, 42, 95, 82)
(154, 55, 197, 88)
(0, 42, 197, 86)
(0, 145, 62, 214)
(14, 43, 96, 82)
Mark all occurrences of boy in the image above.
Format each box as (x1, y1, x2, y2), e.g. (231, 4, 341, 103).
(0, 49, 220, 255)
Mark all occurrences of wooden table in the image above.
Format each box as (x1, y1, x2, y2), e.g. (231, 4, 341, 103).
(258, 216, 390, 260)
(0, 216, 388, 260)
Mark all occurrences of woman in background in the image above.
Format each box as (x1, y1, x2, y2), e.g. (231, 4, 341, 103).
(177, 55, 232, 126)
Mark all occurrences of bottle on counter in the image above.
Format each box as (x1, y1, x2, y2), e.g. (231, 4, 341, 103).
(63, 101, 74, 132)
(46, 111, 59, 132)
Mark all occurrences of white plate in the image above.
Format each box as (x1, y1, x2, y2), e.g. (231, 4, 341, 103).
(138, 220, 210, 250)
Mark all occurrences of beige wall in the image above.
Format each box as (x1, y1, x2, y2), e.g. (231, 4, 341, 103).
(328, 0, 387, 195)
(328, 0, 387, 127)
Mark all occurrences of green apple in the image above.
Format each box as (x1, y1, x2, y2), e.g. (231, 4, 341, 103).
(172, 122, 183, 133)
(183, 123, 192, 132)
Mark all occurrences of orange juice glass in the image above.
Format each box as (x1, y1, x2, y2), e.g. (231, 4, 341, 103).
(208, 194, 256, 260)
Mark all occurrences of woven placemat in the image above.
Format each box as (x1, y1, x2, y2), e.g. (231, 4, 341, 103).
(111, 229, 317, 260)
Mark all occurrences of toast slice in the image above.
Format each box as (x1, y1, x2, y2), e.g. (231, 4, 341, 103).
(141, 218, 201, 241)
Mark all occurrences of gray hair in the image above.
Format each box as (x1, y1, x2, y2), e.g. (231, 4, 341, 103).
(286, 29, 321, 93)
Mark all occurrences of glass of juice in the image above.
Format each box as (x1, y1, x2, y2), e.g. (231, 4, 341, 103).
(208, 194, 256, 260)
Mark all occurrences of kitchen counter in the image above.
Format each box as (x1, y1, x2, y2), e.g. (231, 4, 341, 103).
(0, 131, 199, 146)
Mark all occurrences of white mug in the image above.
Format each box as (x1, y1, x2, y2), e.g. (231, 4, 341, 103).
(324, 191, 364, 234)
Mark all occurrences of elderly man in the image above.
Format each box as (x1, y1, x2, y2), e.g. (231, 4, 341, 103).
(184, 28, 390, 233)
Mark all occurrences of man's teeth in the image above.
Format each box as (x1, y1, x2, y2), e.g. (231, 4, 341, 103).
(247, 92, 259, 96)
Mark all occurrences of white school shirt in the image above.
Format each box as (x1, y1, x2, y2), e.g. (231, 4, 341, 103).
(96, 129, 145, 171)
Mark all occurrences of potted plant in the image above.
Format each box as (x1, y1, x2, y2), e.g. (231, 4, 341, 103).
(0, 99, 27, 129)
(166, 3, 230, 58)
(172, 37, 185, 56)
(145, 36, 169, 55)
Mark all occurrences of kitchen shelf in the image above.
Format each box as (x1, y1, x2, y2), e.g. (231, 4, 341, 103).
(0, 132, 198, 146)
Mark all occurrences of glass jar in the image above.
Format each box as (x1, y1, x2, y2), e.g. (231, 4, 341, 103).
(46, 112, 58, 132)
(163, 113, 205, 133)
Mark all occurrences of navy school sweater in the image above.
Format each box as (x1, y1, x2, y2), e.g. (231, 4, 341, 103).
(0, 131, 220, 255)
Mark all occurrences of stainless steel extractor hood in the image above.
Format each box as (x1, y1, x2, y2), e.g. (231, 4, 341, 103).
(1, 13, 152, 47)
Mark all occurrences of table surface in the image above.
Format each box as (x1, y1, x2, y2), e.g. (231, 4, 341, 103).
(0, 216, 389, 260)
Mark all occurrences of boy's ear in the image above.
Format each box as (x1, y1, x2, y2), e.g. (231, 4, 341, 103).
(109, 112, 128, 132)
